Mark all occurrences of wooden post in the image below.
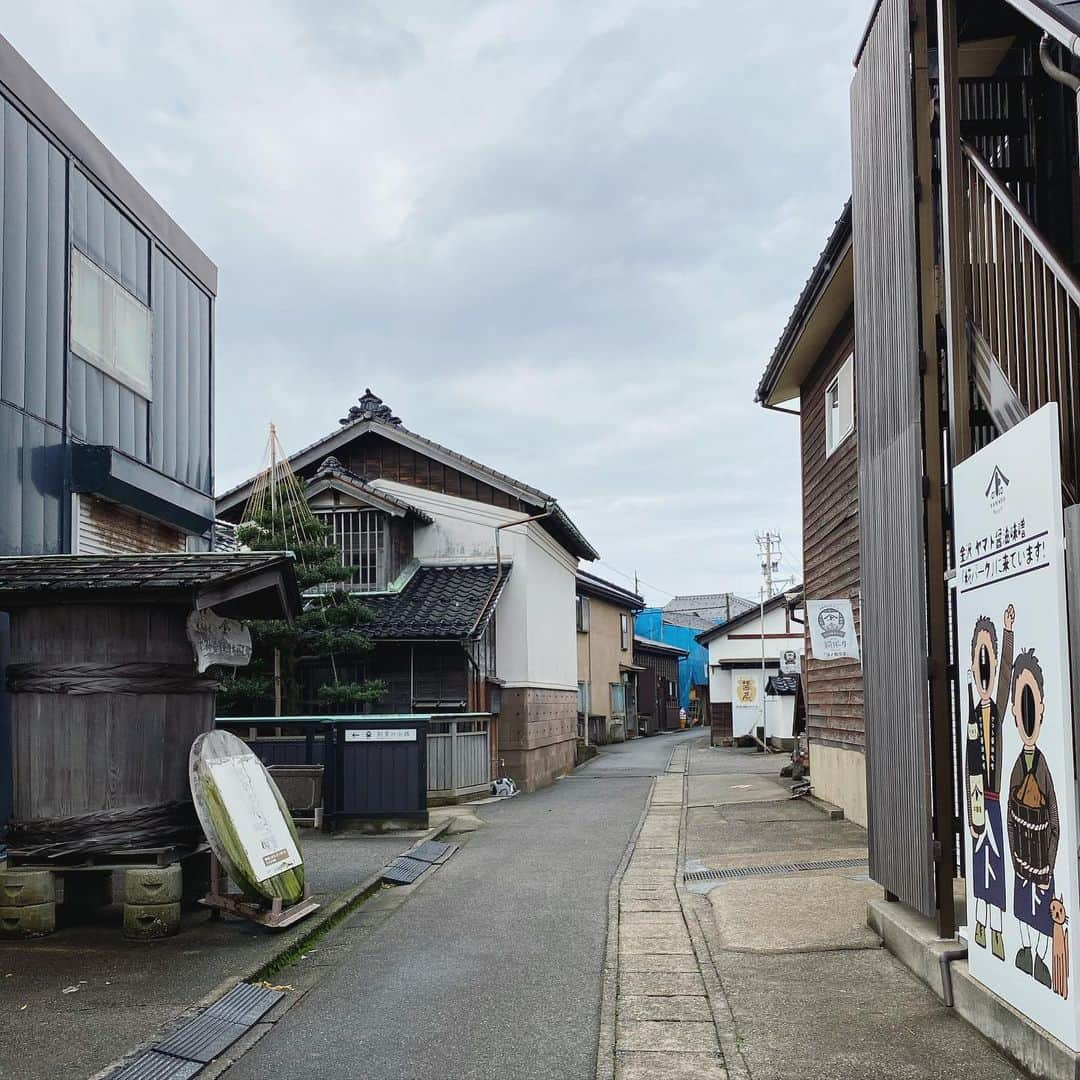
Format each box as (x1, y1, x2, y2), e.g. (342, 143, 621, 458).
(937, 0, 973, 466)
(913, 0, 958, 939)
(273, 647, 282, 718)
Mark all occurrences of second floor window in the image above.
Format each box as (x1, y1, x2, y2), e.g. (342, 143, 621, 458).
(620, 612, 630, 650)
(316, 508, 387, 591)
(825, 353, 855, 456)
(576, 595, 591, 632)
(70, 247, 152, 400)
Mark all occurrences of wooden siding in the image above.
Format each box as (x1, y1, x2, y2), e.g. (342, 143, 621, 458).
(302, 433, 531, 512)
(851, 0, 936, 918)
(800, 316, 864, 751)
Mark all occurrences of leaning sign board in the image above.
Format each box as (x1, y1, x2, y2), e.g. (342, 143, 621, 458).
(954, 403, 1079, 1049)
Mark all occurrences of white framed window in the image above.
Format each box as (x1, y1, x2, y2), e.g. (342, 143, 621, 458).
(577, 681, 590, 714)
(620, 612, 630, 651)
(610, 682, 626, 716)
(315, 508, 388, 591)
(576, 595, 591, 633)
(825, 353, 855, 456)
(70, 247, 152, 399)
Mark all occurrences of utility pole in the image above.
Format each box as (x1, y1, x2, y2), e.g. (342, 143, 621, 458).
(754, 531, 784, 750)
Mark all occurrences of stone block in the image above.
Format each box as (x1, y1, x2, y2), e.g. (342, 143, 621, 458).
(618, 994, 712, 1022)
(616, 1051, 728, 1079)
(0, 869, 55, 906)
(620, 971, 706, 995)
(125, 865, 183, 905)
(123, 901, 182, 939)
(0, 901, 56, 937)
(616, 1020, 718, 1053)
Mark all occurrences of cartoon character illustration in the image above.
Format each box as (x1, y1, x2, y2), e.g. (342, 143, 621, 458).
(966, 605, 1014, 961)
(1006, 649, 1061, 990)
(1051, 896, 1070, 999)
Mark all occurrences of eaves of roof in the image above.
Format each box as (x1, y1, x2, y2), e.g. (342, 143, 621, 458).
(695, 592, 792, 646)
(218, 417, 598, 562)
(307, 462, 434, 523)
(575, 569, 644, 610)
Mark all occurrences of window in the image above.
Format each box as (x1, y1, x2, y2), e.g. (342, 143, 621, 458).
(620, 612, 630, 651)
(577, 681, 590, 715)
(315, 508, 388, 591)
(610, 682, 626, 716)
(825, 353, 855, 456)
(70, 247, 152, 399)
(576, 595, 591, 632)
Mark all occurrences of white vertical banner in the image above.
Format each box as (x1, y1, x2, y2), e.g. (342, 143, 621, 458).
(954, 403, 1079, 1049)
(730, 668, 763, 738)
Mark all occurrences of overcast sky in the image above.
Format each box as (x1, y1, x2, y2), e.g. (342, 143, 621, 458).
(6, 1, 864, 605)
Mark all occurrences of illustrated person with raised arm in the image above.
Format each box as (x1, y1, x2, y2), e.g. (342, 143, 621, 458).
(966, 605, 1014, 961)
(1007, 649, 1063, 991)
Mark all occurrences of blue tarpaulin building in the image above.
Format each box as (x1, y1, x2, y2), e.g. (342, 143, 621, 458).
(637, 593, 755, 711)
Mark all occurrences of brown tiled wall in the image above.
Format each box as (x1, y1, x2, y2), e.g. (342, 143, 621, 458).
(498, 687, 576, 791)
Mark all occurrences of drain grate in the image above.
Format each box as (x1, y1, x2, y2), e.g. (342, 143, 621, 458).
(154, 1013, 250, 1064)
(409, 840, 456, 865)
(107, 1051, 203, 1080)
(382, 855, 431, 885)
(683, 856, 867, 883)
(204, 981, 283, 1026)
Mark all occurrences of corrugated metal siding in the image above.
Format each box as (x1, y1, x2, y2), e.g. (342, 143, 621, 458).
(851, 0, 936, 917)
(0, 99, 66, 429)
(0, 400, 64, 555)
(800, 319, 865, 750)
(68, 167, 150, 461)
(75, 493, 185, 555)
(150, 247, 211, 494)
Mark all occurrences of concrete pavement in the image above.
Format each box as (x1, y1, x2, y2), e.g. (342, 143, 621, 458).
(222, 730, 701, 1080)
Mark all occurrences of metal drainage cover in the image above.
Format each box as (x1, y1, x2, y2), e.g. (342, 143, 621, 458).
(204, 981, 283, 1026)
(683, 856, 867, 883)
(409, 840, 456, 865)
(382, 855, 431, 885)
(107, 1051, 203, 1080)
(154, 1013, 250, 1064)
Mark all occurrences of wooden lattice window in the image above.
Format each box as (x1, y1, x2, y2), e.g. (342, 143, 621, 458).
(316, 508, 387, 591)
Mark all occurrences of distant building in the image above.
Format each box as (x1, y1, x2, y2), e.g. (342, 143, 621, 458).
(217, 390, 599, 792)
(632, 636, 688, 735)
(636, 592, 754, 721)
(575, 570, 644, 745)
(696, 593, 804, 748)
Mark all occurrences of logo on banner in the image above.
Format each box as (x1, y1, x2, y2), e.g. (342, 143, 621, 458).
(817, 606, 846, 641)
(985, 465, 1010, 513)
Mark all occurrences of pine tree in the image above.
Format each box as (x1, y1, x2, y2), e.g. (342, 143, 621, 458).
(217, 485, 383, 716)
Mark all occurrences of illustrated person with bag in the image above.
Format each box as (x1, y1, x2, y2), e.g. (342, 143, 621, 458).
(966, 605, 1014, 961)
(1006, 648, 1062, 990)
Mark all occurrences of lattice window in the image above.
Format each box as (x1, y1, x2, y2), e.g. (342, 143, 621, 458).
(315, 508, 387, 591)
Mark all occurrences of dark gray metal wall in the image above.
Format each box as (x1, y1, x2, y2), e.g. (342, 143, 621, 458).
(0, 82, 214, 562)
(851, 0, 937, 917)
(151, 247, 212, 494)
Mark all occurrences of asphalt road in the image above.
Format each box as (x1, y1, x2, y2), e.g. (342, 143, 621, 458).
(226, 730, 699, 1080)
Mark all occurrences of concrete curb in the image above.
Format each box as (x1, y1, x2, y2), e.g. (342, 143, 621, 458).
(92, 822, 451, 1080)
(675, 743, 754, 1080)
(595, 776, 656, 1080)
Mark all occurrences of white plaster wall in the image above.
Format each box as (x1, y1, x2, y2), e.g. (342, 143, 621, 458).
(371, 480, 578, 690)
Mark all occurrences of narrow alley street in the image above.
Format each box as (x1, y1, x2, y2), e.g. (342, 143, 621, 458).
(212, 732, 1025, 1080)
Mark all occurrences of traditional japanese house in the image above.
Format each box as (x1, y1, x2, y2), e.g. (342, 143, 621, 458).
(632, 636, 687, 735)
(696, 593, 804, 750)
(754, 203, 866, 821)
(217, 390, 599, 792)
(575, 570, 644, 745)
(0, 33, 218, 833)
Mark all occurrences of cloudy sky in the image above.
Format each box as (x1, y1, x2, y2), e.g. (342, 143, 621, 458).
(6, 1, 864, 604)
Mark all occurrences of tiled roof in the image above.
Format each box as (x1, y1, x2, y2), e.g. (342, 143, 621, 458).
(362, 563, 510, 641)
(661, 593, 756, 630)
(311, 457, 434, 523)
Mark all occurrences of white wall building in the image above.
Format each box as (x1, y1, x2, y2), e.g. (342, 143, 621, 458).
(697, 592, 803, 746)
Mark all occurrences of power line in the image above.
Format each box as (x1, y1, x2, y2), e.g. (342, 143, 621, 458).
(595, 560, 676, 600)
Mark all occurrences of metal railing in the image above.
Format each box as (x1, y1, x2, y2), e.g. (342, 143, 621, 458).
(962, 140, 1080, 491)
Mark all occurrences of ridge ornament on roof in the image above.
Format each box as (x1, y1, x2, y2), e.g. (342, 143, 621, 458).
(340, 389, 402, 427)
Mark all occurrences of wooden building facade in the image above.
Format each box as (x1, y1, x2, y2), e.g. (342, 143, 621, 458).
(632, 636, 686, 735)
(756, 204, 868, 823)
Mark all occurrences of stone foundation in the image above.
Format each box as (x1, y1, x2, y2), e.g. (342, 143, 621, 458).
(808, 741, 867, 827)
(497, 687, 577, 792)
